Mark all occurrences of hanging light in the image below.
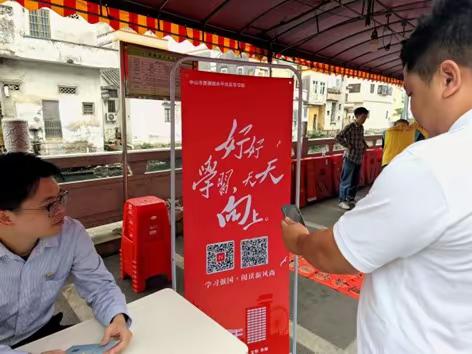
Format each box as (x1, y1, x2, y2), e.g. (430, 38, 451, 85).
(369, 28, 379, 52)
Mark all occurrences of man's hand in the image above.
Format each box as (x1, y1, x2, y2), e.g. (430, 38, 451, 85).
(281, 218, 358, 274)
(101, 314, 132, 354)
(281, 217, 309, 254)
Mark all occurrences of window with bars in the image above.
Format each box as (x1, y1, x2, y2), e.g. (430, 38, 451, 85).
(330, 102, 336, 123)
(377, 85, 393, 96)
(82, 102, 95, 114)
(302, 77, 310, 90)
(58, 86, 77, 95)
(42, 100, 62, 139)
(320, 82, 326, 95)
(349, 83, 361, 93)
(29, 9, 51, 39)
(107, 100, 117, 113)
(108, 89, 118, 98)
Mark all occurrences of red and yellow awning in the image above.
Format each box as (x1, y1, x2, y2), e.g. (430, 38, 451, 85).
(0, 0, 402, 85)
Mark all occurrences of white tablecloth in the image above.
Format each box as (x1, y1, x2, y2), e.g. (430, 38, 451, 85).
(18, 288, 248, 354)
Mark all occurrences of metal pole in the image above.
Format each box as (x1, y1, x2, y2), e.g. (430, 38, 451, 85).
(292, 65, 303, 354)
(169, 63, 178, 291)
(340, 75, 346, 130)
(403, 92, 410, 120)
(170, 57, 303, 353)
(119, 41, 129, 202)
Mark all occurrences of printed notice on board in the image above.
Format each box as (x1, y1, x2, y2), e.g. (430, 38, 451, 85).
(123, 43, 194, 99)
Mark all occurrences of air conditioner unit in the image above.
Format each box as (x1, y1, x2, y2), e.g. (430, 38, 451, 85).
(106, 113, 117, 122)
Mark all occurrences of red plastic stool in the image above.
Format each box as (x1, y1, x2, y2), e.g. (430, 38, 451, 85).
(329, 154, 344, 195)
(364, 149, 379, 185)
(120, 196, 172, 293)
(306, 156, 334, 201)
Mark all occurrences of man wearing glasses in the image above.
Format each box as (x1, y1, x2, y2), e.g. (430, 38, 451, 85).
(0, 153, 132, 354)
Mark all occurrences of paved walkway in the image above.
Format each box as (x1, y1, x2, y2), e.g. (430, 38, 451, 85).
(56, 189, 371, 353)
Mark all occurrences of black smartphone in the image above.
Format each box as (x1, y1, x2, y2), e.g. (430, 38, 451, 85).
(281, 204, 306, 226)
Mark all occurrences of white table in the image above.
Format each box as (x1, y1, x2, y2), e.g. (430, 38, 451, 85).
(19, 288, 248, 354)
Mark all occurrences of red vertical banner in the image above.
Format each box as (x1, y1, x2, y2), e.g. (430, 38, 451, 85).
(181, 69, 293, 354)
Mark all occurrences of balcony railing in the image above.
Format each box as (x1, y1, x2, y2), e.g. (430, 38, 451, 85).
(46, 136, 382, 228)
(44, 148, 182, 228)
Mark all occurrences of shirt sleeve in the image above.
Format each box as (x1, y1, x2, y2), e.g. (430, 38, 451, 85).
(335, 124, 351, 147)
(70, 220, 131, 327)
(0, 345, 29, 354)
(333, 151, 449, 273)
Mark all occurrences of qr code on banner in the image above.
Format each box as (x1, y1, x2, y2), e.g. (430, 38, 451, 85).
(206, 241, 235, 274)
(241, 236, 269, 269)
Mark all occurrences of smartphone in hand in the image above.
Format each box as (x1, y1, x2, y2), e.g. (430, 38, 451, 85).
(66, 339, 119, 354)
(281, 204, 306, 226)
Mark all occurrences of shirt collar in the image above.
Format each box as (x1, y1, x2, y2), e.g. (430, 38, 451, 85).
(33, 235, 60, 258)
(0, 234, 59, 260)
(40, 235, 60, 248)
(0, 241, 12, 259)
(449, 108, 472, 132)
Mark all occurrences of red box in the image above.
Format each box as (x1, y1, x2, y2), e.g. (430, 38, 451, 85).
(305, 156, 334, 202)
(364, 149, 382, 185)
(305, 158, 317, 203)
(329, 154, 344, 195)
(120, 196, 172, 293)
(375, 147, 383, 170)
(358, 157, 367, 188)
(291, 160, 307, 207)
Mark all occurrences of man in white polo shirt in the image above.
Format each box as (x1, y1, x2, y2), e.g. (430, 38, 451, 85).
(281, 0, 472, 353)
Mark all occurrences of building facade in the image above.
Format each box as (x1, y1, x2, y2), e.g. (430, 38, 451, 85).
(0, 1, 183, 154)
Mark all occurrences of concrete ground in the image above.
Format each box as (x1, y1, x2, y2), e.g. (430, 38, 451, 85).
(55, 189, 370, 354)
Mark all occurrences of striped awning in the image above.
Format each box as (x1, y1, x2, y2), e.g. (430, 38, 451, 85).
(0, 0, 403, 85)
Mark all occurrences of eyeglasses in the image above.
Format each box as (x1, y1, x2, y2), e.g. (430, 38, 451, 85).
(20, 190, 69, 218)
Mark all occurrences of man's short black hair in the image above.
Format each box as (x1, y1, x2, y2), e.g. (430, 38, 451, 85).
(354, 107, 369, 117)
(0, 152, 61, 211)
(401, 0, 472, 81)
